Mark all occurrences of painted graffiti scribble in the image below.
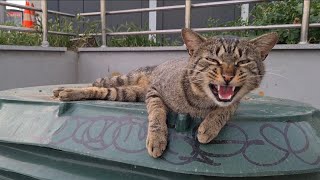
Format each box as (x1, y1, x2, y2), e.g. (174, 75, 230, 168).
(50, 115, 320, 167)
(51, 115, 147, 153)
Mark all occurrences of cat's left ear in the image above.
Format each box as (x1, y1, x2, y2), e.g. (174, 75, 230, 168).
(181, 28, 206, 56)
(250, 32, 279, 61)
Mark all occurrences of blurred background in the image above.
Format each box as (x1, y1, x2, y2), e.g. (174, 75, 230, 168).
(1, 0, 319, 47)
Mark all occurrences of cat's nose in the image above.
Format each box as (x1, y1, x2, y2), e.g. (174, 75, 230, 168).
(222, 75, 234, 83)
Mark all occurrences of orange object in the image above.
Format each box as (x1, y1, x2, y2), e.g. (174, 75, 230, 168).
(22, 1, 34, 28)
(258, 91, 265, 97)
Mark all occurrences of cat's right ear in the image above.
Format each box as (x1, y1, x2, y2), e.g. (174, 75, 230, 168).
(181, 28, 206, 56)
(250, 32, 278, 61)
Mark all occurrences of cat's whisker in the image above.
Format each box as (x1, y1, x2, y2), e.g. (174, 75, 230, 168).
(266, 72, 289, 80)
(247, 73, 288, 80)
(265, 68, 282, 71)
(265, 70, 281, 73)
(248, 75, 264, 78)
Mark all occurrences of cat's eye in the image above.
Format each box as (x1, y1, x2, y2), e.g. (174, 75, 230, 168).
(206, 57, 220, 65)
(236, 60, 251, 66)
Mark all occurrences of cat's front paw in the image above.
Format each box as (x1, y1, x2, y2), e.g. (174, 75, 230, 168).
(146, 128, 168, 158)
(197, 121, 219, 144)
(53, 88, 84, 101)
(53, 87, 65, 98)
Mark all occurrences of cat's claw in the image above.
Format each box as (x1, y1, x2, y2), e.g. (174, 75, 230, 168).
(53, 87, 65, 98)
(146, 131, 167, 158)
(53, 88, 84, 101)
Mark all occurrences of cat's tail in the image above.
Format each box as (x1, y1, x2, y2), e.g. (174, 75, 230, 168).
(92, 65, 157, 88)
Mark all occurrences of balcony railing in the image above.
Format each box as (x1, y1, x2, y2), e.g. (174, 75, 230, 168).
(0, 0, 319, 47)
(0, 0, 76, 47)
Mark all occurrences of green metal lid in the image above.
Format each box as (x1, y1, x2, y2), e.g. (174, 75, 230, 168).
(0, 84, 319, 179)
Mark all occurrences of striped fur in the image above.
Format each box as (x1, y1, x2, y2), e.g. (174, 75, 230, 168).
(92, 66, 156, 88)
(54, 28, 278, 158)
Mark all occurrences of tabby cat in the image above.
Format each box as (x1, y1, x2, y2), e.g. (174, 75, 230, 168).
(53, 28, 278, 158)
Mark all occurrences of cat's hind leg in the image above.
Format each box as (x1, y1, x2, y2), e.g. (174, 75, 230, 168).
(93, 70, 152, 88)
(92, 75, 128, 88)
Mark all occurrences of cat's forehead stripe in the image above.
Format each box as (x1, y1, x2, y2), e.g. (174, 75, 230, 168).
(217, 45, 225, 57)
(213, 37, 241, 57)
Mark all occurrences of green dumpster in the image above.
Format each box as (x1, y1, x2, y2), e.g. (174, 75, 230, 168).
(0, 84, 319, 180)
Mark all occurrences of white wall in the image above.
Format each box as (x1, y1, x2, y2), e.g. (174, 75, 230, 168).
(0, 48, 77, 91)
(1, 46, 319, 109)
(259, 50, 320, 108)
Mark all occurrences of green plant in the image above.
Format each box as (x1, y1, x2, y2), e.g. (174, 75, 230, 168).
(35, 15, 82, 48)
(206, 0, 320, 44)
(0, 15, 102, 48)
(206, 18, 252, 38)
(2, 0, 320, 48)
(250, 0, 302, 44)
(47, 15, 75, 47)
(106, 22, 179, 47)
(0, 22, 41, 46)
(68, 16, 101, 49)
(0, 15, 76, 47)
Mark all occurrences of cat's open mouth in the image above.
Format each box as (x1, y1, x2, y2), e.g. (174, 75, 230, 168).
(209, 84, 241, 102)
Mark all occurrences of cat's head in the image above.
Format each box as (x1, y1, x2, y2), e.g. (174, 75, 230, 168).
(181, 28, 278, 107)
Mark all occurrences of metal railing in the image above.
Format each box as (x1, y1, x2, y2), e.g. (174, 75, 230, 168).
(0, 0, 319, 47)
(79, 0, 319, 47)
(0, 0, 76, 47)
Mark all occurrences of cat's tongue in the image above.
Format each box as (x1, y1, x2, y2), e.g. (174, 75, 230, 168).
(218, 86, 234, 100)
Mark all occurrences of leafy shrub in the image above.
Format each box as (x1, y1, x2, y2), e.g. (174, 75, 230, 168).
(251, 0, 320, 44)
(206, 0, 320, 44)
(106, 22, 179, 47)
(0, 21, 40, 45)
(0, 16, 76, 47)
(206, 18, 251, 38)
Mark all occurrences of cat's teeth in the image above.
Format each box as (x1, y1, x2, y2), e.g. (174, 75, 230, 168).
(217, 85, 220, 91)
(218, 94, 232, 100)
(232, 86, 235, 91)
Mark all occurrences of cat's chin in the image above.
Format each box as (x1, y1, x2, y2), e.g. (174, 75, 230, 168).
(213, 100, 234, 107)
